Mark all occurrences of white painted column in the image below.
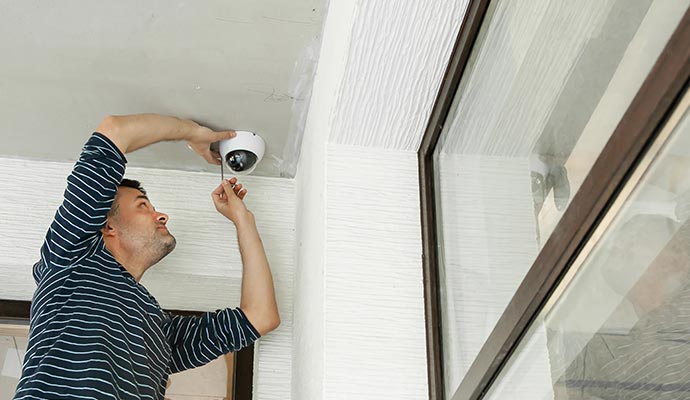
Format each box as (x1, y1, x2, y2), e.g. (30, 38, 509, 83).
(293, 0, 467, 398)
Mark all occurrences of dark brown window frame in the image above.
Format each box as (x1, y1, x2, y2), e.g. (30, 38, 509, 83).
(0, 299, 255, 400)
(418, 3, 690, 400)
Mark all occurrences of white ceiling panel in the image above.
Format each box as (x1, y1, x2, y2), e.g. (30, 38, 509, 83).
(0, 0, 324, 177)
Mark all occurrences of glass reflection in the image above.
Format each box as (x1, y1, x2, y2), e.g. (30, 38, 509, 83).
(485, 91, 690, 399)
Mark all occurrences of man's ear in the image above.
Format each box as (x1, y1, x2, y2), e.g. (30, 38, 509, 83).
(101, 218, 117, 237)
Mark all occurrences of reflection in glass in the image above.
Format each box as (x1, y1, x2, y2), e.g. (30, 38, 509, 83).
(485, 91, 690, 399)
(433, 0, 690, 397)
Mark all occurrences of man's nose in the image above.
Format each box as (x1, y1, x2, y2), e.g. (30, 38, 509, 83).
(156, 212, 169, 224)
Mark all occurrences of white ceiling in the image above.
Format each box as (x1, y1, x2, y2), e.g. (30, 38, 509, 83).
(0, 0, 324, 178)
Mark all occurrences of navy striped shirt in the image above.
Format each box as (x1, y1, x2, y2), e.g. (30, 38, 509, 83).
(14, 133, 260, 399)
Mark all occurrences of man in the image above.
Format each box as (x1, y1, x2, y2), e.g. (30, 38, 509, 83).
(14, 114, 280, 399)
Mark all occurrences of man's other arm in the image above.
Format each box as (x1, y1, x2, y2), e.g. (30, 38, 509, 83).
(236, 210, 281, 336)
(212, 180, 280, 337)
(165, 308, 260, 374)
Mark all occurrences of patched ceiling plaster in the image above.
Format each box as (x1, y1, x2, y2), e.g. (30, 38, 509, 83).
(0, 0, 324, 178)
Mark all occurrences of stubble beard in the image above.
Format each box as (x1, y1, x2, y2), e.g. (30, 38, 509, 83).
(151, 231, 177, 265)
(125, 227, 177, 267)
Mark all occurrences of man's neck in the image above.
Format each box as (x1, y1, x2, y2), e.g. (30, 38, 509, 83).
(103, 238, 149, 282)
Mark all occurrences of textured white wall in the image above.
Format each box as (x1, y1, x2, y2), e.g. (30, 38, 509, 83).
(0, 156, 294, 400)
(330, 1, 468, 151)
(324, 145, 427, 399)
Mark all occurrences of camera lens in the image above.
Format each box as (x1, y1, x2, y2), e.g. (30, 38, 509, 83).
(225, 150, 257, 172)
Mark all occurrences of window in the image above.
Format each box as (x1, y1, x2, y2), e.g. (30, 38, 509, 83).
(419, 1, 690, 399)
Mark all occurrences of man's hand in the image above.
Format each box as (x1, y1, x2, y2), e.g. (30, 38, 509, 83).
(212, 177, 250, 225)
(186, 126, 236, 165)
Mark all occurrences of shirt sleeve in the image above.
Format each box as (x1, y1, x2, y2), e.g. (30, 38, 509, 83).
(164, 307, 261, 374)
(34, 132, 126, 283)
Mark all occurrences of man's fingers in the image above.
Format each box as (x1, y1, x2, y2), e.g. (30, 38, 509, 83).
(222, 179, 238, 196)
(213, 179, 247, 202)
(212, 183, 225, 197)
(215, 130, 236, 141)
(187, 129, 235, 164)
(187, 141, 222, 165)
(204, 151, 222, 165)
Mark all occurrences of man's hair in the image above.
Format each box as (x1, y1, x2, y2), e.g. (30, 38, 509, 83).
(109, 179, 146, 217)
(120, 178, 146, 195)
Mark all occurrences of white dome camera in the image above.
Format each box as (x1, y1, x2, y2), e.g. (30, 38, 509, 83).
(218, 130, 265, 175)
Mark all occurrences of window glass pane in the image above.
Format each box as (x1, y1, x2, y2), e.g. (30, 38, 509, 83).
(0, 327, 28, 400)
(484, 88, 690, 399)
(433, 0, 690, 396)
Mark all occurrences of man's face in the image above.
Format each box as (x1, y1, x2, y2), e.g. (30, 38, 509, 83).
(108, 187, 176, 264)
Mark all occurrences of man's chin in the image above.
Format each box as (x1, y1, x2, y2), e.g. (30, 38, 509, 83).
(164, 235, 177, 254)
(150, 237, 177, 267)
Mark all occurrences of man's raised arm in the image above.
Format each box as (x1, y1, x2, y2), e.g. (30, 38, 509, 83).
(97, 114, 234, 162)
(37, 132, 126, 277)
(36, 115, 232, 278)
(212, 179, 281, 336)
